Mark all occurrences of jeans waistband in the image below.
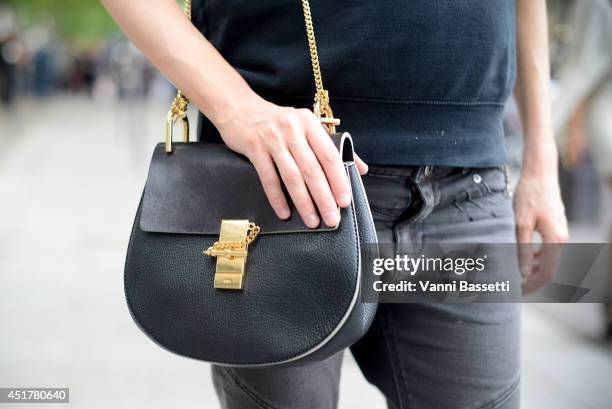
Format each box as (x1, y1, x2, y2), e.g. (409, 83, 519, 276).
(367, 165, 461, 182)
(366, 165, 507, 183)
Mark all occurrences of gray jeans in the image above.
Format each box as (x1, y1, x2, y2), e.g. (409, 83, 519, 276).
(212, 166, 521, 409)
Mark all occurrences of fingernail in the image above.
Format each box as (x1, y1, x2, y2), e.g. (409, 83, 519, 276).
(306, 214, 320, 228)
(339, 192, 351, 207)
(325, 211, 340, 227)
(278, 208, 290, 219)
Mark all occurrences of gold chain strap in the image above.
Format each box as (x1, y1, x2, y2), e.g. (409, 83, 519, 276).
(168, 0, 192, 122)
(300, 0, 339, 133)
(204, 223, 261, 256)
(300, 0, 324, 101)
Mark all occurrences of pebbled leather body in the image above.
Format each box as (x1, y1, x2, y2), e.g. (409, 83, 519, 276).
(124, 133, 377, 367)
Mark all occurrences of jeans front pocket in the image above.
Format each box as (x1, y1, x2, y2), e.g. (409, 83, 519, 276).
(451, 167, 512, 223)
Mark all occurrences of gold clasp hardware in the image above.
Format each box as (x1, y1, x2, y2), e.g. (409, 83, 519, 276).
(204, 220, 260, 290)
(165, 93, 190, 153)
(313, 89, 340, 134)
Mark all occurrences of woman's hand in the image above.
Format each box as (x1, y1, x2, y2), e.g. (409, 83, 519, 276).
(514, 169, 569, 294)
(216, 95, 368, 228)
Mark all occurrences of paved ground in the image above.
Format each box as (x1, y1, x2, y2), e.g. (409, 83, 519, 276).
(0, 96, 611, 409)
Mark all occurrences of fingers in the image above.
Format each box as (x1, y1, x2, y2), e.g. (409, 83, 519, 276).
(249, 152, 290, 220)
(355, 154, 369, 175)
(518, 212, 568, 294)
(244, 106, 360, 228)
(539, 214, 570, 244)
(288, 139, 341, 228)
(299, 109, 351, 209)
(515, 215, 536, 281)
(522, 243, 563, 294)
(272, 148, 321, 228)
(522, 217, 567, 294)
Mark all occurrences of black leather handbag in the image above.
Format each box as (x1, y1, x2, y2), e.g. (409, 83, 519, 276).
(124, 0, 377, 367)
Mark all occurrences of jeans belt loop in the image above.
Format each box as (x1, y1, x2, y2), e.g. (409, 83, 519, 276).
(411, 165, 432, 183)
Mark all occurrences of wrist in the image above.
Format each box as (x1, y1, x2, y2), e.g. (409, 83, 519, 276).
(207, 88, 263, 130)
(520, 158, 558, 183)
(520, 129, 558, 177)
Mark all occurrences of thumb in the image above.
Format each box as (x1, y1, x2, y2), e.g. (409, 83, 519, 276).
(354, 153, 369, 175)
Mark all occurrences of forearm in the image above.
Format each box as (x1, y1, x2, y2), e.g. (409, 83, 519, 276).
(514, 0, 557, 176)
(100, 0, 259, 128)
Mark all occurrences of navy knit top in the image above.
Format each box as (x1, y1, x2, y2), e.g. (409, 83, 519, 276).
(193, 0, 516, 166)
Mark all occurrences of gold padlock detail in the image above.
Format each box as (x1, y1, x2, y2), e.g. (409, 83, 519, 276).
(204, 220, 260, 290)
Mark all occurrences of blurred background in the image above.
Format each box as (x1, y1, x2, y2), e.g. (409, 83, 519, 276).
(0, 0, 611, 408)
